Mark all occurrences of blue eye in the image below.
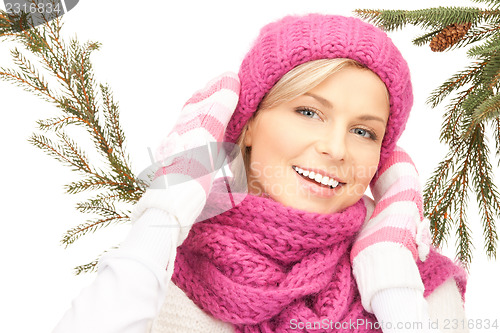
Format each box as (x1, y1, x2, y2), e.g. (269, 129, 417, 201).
(296, 107, 321, 119)
(352, 128, 377, 141)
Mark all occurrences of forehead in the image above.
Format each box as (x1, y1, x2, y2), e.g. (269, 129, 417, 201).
(309, 67, 389, 105)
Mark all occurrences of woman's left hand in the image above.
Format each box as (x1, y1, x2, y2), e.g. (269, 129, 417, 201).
(355, 145, 431, 262)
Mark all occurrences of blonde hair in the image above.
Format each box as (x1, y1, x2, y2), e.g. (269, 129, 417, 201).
(230, 58, 367, 184)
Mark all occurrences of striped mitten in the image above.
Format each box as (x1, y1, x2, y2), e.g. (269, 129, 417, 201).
(153, 72, 241, 195)
(351, 145, 432, 312)
(132, 72, 240, 245)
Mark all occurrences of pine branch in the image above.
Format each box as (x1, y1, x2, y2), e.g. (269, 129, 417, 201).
(471, 0, 500, 10)
(451, 24, 500, 51)
(101, 83, 125, 152)
(472, 93, 500, 124)
(73, 245, 119, 276)
(425, 154, 461, 247)
(61, 214, 129, 248)
(65, 177, 131, 195)
(76, 200, 127, 219)
(0, 65, 55, 102)
(453, 140, 474, 266)
(426, 61, 487, 108)
(73, 258, 99, 275)
(494, 117, 500, 166)
(439, 86, 475, 145)
(36, 115, 86, 131)
(355, 7, 500, 31)
(470, 126, 500, 259)
(412, 30, 442, 47)
(357, 4, 500, 266)
(28, 132, 83, 172)
(0, 3, 145, 274)
(468, 32, 500, 58)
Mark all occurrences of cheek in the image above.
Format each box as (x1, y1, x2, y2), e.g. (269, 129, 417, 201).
(352, 148, 380, 186)
(247, 121, 286, 181)
(251, 118, 304, 164)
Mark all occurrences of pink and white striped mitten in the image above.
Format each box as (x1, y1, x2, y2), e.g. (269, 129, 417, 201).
(351, 145, 432, 312)
(132, 72, 240, 245)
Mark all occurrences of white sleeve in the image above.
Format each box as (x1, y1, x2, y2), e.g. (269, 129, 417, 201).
(371, 287, 437, 333)
(370, 277, 467, 333)
(52, 208, 180, 333)
(427, 278, 469, 333)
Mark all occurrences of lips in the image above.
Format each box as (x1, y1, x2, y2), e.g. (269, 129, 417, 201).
(292, 165, 346, 198)
(299, 172, 333, 188)
(292, 165, 346, 189)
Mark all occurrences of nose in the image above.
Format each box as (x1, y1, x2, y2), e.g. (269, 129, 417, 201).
(314, 128, 346, 161)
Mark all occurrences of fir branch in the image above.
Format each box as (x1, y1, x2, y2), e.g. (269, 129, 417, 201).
(356, 3, 500, 264)
(462, 89, 495, 139)
(412, 30, 442, 47)
(36, 115, 86, 131)
(0, 66, 55, 102)
(67, 38, 99, 118)
(439, 86, 475, 145)
(471, 0, 500, 10)
(101, 83, 125, 151)
(471, 140, 499, 259)
(481, 52, 500, 87)
(494, 117, 500, 166)
(472, 93, 500, 125)
(413, 24, 500, 52)
(355, 7, 500, 31)
(424, 139, 466, 247)
(11, 47, 50, 92)
(28, 132, 84, 172)
(65, 177, 131, 195)
(1, 3, 145, 274)
(426, 61, 487, 108)
(73, 258, 99, 275)
(76, 199, 127, 219)
(61, 214, 129, 248)
(452, 24, 500, 51)
(453, 141, 473, 266)
(468, 32, 500, 57)
(73, 245, 119, 276)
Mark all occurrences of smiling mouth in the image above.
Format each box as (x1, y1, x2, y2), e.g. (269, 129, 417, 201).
(292, 166, 345, 189)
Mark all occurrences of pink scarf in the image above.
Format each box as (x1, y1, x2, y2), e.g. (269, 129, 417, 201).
(172, 179, 466, 332)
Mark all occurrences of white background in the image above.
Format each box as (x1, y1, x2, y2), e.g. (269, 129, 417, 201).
(0, 0, 498, 332)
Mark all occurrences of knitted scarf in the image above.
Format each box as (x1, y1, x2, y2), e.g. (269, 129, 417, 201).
(171, 180, 466, 333)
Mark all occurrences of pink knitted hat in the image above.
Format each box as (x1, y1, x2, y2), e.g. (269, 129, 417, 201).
(224, 13, 413, 170)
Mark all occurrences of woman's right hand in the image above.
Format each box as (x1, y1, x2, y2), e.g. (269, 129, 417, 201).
(132, 72, 240, 245)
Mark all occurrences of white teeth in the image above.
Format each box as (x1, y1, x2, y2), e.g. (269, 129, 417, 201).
(293, 166, 342, 189)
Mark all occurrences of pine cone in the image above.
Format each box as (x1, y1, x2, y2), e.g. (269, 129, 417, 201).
(430, 22, 472, 52)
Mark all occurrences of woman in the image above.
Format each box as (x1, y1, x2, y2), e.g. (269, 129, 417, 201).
(53, 13, 467, 333)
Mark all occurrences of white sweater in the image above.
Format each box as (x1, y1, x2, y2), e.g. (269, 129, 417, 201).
(52, 208, 468, 333)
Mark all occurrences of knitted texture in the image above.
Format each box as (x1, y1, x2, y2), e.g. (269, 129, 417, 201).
(220, 13, 426, 314)
(171, 179, 466, 333)
(224, 14, 413, 172)
(155, 72, 240, 197)
(352, 146, 432, 262)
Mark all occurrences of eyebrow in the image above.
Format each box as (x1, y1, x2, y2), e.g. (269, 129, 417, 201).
(304, 92, 333, 108)
(303, 92, 387, 125)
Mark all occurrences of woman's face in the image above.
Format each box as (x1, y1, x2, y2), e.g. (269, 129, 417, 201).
(244, 66, 390, 214)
